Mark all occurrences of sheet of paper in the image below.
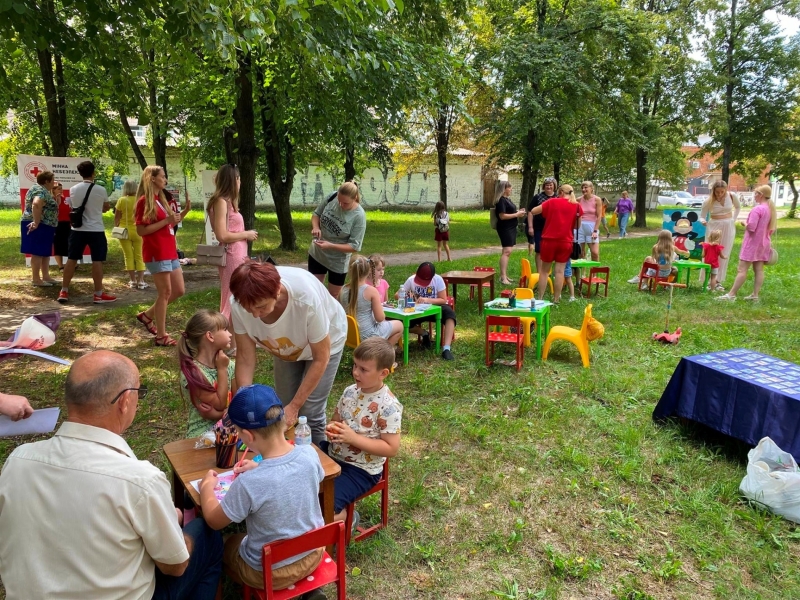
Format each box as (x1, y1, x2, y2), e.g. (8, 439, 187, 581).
(0, 407, 60, 438)
(190, 470, 235, 501)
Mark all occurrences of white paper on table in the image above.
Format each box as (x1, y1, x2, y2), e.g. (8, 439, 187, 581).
(190, 470, 235, 494)
(0, 407, 60, 438)
(415, 304, 431, 311)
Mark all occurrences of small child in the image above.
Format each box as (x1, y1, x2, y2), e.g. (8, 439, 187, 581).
(178, 309, 236, 438)
(700, 229, 727, 292)
(366, 253, 390, 302)
(200, 384, 325, 595)
(643, 229, 688, 285)
(564, 259, 576, 301)
(600, 197, 611, 238)
(432, 201, 451, 262)
(340, 255, 403, 346)
(323, 338, 402, 527)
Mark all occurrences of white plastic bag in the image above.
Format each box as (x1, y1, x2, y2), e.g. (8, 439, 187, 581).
(739, 437, 800, 523)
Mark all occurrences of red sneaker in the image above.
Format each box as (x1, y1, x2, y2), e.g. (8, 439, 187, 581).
(93, 292, 117, 304)
(57, 290, 69, 303)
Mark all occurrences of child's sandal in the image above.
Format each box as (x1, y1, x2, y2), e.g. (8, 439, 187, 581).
(155, 335, 177, 347)
(137, 312, 157, 335)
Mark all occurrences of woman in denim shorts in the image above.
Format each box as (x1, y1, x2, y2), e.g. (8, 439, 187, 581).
(134, 165, 191, 346)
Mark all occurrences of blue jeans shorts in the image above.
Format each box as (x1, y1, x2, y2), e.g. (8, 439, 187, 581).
(146, 259, 181, 274)
(318, 441, 381, 512)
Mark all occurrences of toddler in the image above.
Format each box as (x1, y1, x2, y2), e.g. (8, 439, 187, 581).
(366, 253, 389, 302)
(700, 229, 727, 292)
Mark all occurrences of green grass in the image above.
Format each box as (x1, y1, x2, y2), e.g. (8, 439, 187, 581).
(2, 209, 799, 599)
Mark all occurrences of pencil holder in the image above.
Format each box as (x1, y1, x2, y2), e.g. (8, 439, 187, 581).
(215, 442, 239, 469)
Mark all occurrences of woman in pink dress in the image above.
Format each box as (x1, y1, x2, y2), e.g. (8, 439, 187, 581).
(208, 165, 258, 349)
(716, 185, 776, 302)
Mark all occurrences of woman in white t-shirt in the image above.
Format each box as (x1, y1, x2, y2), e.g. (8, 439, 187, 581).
(229, 262, 347, 443)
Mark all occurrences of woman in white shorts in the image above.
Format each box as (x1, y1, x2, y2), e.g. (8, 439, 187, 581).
(578, 181, 602, 261)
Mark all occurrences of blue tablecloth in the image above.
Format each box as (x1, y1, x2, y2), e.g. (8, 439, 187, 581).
(653, 349, 800, 459)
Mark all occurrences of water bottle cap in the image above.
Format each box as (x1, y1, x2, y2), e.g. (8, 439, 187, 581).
(298, 416, 307, 424)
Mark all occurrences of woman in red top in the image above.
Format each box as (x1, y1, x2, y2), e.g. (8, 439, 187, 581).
(134, 165, 190, 346)
(527, 184, 582, 303)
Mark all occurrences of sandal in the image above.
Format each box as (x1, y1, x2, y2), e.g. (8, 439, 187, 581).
(155, 335, 177, 347)
(136, 312, 157, 335)
(744, 294, 759, 301)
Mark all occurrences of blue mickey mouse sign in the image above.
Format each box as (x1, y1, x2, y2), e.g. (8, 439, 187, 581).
(663, 210, 706, 260)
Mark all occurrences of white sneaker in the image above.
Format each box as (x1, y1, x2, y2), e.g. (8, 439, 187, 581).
(628, 275, 641, 284)
(715, 294, 736, 301)
(569, 296, 576, 302)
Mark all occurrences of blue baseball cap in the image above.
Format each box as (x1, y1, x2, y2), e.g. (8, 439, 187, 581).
(228, 384, 284, 429)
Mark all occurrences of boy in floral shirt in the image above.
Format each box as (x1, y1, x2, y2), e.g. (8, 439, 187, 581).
(323, 337, 402, 525)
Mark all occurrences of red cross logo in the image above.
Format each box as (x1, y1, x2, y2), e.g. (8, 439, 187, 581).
(23, 161, 49, 184)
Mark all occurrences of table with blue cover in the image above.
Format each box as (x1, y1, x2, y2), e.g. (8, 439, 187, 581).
(653, 349, 800, 459)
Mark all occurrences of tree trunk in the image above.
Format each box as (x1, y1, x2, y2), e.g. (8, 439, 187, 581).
(36, 48, 69, 156)
(146, 49, 168, 176)
(118, 105, 148, 169)
(223, 122, 238, 166)
(435, 106, 450, 207)
(256, 65, 296, 251)
(635, 146, 648, 227)
(31, 96, 51, 156)
(520, 129, 537, 206)
(721, 0, 738, 184)
(553, 161, 561, 185)
(344, 144, 356, 182)
(233, 51, 259, 251)
(54, 52, 67, 151)
(789, 179, 799, 218)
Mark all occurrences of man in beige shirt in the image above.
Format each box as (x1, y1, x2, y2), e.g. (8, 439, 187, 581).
(0, 350, 222, 599)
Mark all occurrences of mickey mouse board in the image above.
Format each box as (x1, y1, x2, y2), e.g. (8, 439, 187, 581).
(663, 210, 706, 260)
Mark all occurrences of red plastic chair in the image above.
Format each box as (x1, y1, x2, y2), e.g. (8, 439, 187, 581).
(579, 266, 610, 297)
(485, 316, 524, 372)
(243, 522, 346, 600)
(344, 459, 390, 546)
(638, 260, 673, 295)
(469, 267, 496, 300)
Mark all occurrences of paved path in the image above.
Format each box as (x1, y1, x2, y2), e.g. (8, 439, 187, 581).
(0, 228, 657, 332)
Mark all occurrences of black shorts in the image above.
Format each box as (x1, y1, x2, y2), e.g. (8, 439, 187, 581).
(54, 221, 71, 257)
(498, 227, 517, 249)
(307, 253, 347, 286)
(526, 229, 543, 252)
(68, 230, 108, 262)
(410, 304, 457, 328)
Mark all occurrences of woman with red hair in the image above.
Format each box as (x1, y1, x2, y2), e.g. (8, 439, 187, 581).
(229, 262, 347, 443)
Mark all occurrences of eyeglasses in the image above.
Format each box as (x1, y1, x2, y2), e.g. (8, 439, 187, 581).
(110, 386, 148, 405)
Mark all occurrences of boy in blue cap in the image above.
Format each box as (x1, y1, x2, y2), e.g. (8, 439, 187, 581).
(199, 384, 326, 599)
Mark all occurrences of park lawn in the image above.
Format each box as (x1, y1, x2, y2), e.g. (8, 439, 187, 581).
(0, 206, 665, 298)
(2, 216, 799, 599)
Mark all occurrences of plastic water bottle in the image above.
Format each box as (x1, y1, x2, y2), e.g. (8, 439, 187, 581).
(294, 416, 312, 446)
(397, 287, 405, 309)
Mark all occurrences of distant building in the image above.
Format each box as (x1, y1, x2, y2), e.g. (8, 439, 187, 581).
(682, 145, 771, 197)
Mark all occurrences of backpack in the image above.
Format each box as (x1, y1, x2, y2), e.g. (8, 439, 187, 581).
(436, 212, 450, 233)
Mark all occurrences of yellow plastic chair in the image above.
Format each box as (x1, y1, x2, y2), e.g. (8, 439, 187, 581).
(345, 315, 361, 349)
(542, 304, 593, 368)
(523, 258, 554, 295)
(514, 287, 536, 348)
(528, 272, 554, 295)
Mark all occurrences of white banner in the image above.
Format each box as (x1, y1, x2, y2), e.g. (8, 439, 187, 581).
(17, 155, 91, 265)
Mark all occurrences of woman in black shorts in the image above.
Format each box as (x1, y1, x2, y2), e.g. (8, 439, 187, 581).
(308, 181, 367, 298)
(494, 180, 526, 285)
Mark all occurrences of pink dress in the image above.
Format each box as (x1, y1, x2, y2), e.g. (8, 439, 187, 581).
(214, 201, 248, 319)
(738, 203, 772, 262)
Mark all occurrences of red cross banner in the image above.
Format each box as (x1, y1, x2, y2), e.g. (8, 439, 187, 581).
(16, 154, 91, 265)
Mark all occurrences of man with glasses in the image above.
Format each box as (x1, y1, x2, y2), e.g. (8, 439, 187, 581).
(0, 350, 223, 599)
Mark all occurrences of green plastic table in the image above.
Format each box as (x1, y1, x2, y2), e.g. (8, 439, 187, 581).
(385, 304, 442, 365)
(570, 259, 602, 295)
(483, 298, 552, 359)
(674, 260, 711, 291)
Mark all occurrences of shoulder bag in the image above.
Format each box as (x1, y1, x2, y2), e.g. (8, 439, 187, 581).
(571, 206, 583, 260)
(767, 230, 778, 266)
(69, 183, 95, 228)
(489, 207, 498, 230)
(196, 208, 227, 267)
(111, 226, 128, 240)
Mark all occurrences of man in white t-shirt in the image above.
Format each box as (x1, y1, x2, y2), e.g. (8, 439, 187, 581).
(58, 160, 116, 304)
(399, 261, 457, 361)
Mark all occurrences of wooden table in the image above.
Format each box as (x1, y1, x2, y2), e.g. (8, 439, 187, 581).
(441, 270, 495, 315)
(385, 304, 442, 365)
(163, 438, 342, 526)
(484, 298, 552, 359)
(674, 260, 711, 291)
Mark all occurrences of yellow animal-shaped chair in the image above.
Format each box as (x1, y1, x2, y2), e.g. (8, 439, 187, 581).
(542, 304, 593, 368)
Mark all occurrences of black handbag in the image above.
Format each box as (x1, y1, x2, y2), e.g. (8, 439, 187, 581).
(69, 183, 95, 228)
(571, 207, 582, 260)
